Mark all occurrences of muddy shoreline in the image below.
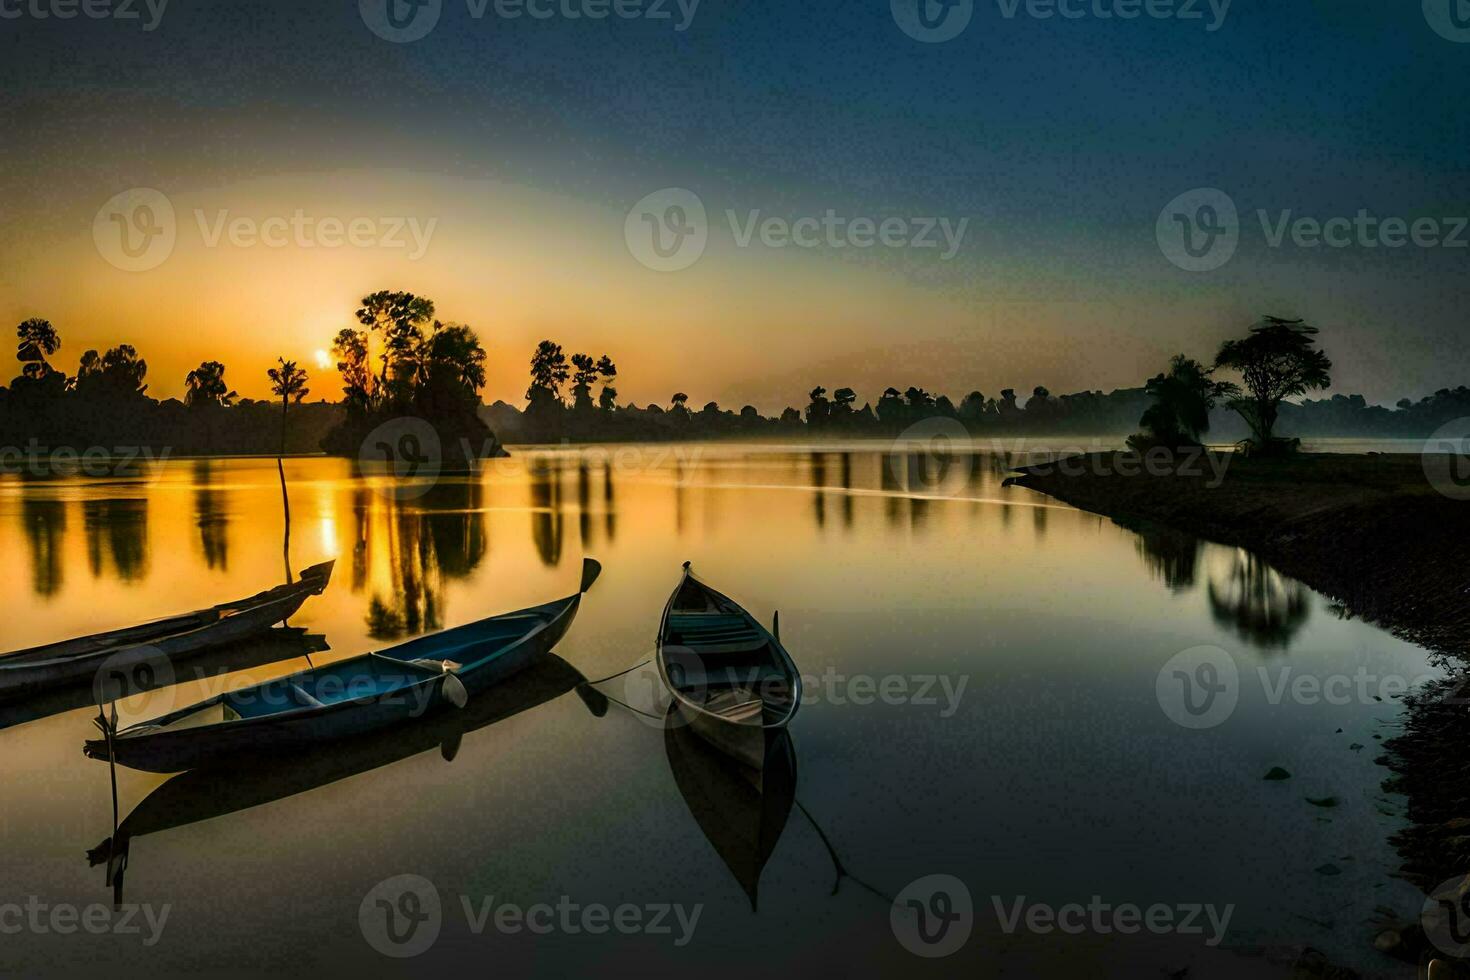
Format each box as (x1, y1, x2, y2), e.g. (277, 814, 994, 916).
(1007, 452, 1470, 659)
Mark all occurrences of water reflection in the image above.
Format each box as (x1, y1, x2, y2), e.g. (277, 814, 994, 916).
(89, 654, 592, 903)
(664, 711, 798, 911)
(602, 460, 617, 543)
(358, 480, 489, 638)
(529, 458, 565, 568)
(1207, 550, 1311, 651)
(20, 496, 66, 597)
(82, 498, 149, 582)
(193, 460, 230, 571)
(1134, 525, 1202, 593)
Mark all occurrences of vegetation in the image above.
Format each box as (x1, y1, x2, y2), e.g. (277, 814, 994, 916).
(1127, 355, 1236, 452)
(319, 291, 500, 461)
(1213, 316, 1333, 456)
(4, 309, 1468, 459)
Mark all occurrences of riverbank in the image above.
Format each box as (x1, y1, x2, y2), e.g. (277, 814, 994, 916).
(1007, 452, 1470, 658)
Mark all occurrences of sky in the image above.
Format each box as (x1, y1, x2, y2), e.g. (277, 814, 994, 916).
(1, 0, 1466, 409)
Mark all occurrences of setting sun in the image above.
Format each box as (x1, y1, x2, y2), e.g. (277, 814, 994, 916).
(314, 349, 332, 370)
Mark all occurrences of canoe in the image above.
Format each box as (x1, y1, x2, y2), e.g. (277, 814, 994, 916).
(656, 562, 801, 769)
(88, 653, 600, 902)
(664, 702, 797, 911)
(0, 628, 329, 733)
(85, 558, 601, 773)
(0, 561, 334, 700)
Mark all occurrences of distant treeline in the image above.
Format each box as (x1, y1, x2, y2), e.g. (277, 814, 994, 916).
(5, 309, 1470, 459)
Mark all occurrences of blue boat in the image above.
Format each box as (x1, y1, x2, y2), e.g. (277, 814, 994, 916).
(85, 558, 601, 773)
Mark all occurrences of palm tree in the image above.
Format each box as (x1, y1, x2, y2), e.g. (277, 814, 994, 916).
(267, 358, 310, 455)
(266, 358, 309, 583)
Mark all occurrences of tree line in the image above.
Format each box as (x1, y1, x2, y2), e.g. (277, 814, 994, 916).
(5, 302, 1468, 458)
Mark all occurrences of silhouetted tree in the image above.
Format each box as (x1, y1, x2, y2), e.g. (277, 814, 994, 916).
(1128, 355, 1235, 451)
(16, 317, 60, 378)
(74, 345, 148, 404)
(596, 355, 618, 411)
(356, 291, 435, 401)
(184, 361, 236, 409)
(570, 353, 599, 412)
(1215, 316, 1332, 453)
(267, 358, 310, 455)
(332, 327, 374, 415)
(806, 386, 830, 425)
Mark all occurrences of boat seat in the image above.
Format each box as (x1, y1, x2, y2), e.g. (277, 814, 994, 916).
(289, 683, 325, 709)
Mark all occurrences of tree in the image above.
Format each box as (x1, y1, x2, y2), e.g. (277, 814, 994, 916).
(74, 345, 148, 403)
(570, 353, 599, 412)
(527, 341, 570, 405)
(596, 355, 618, 411)
(266, 358, 310, 455)
(876, 387, 905, 426)
(806, 386, 830, 425)
(332, 327, 374, 415)
(16, 318, 60, 378)
(1128, 355, 1235, 451)
(184, 361, 236, 409)
(670, 392, 689, 409)
(422, 322, 487, 394)
(959, 390, 987, 422)
(832, 387, 857, 417)
(355, 291, 435, 397)
(1214, 316, 1332, 451)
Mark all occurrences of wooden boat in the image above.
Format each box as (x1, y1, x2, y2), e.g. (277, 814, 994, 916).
(85, 558, 601, 773)
(656, 562, 801, 769)
(88, 653, 601, 902)
(0, 628, 329, 732)
(0, 562, 334, 700)
(664, 702, 797, 910)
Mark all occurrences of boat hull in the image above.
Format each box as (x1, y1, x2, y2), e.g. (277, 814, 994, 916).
(656, 564, 801, 768)
(89, 587, 586, 773)
(0, 573, 328, 701)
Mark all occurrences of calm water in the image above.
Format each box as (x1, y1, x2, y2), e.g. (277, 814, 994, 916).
(0, 445, 1435, 978)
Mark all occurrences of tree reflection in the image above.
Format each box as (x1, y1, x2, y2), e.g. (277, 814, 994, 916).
(529, 458, 564, 567)
(354, 479, 488, 638)
(1134, 525, 1201, 593)
(1207, 550, 1311, 651)
(20, 496, 66, 597)
(193, 460, 229, 571)
(82, 498, 149, 582)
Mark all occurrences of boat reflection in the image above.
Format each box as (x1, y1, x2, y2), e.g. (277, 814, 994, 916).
(0, 627, 329, 733)
(663, 703, 798, 911)
(89, 653, 599, 903)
